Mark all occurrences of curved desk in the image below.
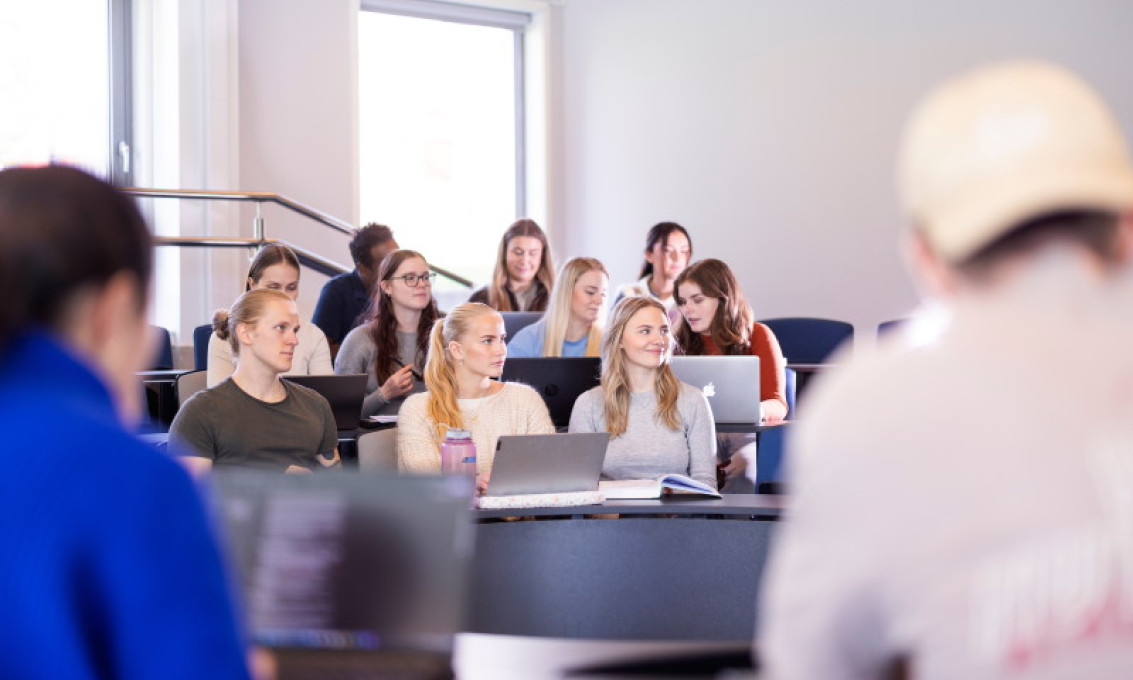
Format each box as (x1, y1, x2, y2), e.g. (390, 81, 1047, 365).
(470, 496, 784, 642)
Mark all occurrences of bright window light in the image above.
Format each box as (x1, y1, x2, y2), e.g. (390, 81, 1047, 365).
(359, 11, 519, 290)
(0, 0, 110, 176)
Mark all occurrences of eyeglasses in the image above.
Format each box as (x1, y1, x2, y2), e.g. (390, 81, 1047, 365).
(388, 272, 437, 287)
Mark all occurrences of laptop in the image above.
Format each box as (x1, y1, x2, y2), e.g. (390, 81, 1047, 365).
(669, 356, 761, 425)
(284, 374, 367, 430)
(485, 432, 609, 497)
(501, 357, 601, 427)
(210, 470, 474, 679)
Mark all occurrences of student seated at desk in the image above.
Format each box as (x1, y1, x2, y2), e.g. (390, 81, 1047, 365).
(172, 289, 340, 473)
(335, 249, 437, 417)
(569, 296, 717, 490)
(674, 258, 788, 492)
(207, 243, 332, 387)
(0, 165, 249, 678)
(398, 302, 554, 490)
(506, 256, 608, 358)
(613, 221, 693, 322)
(468, 218, 555, 312)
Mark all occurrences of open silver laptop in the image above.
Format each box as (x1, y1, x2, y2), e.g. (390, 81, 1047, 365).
(669, 355, 762, 425)
(210, 470, 473, 679)
(485, 432, 609, 497)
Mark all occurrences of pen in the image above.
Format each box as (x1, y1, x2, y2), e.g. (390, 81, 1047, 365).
(398, 361, 423, 382)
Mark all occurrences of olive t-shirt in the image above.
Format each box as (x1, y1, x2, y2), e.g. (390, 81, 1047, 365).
(170, 378, 338, 471)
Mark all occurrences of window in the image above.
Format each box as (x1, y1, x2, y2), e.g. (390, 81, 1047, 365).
(358, 0, 530, 289)
(0, 0, 132, 183)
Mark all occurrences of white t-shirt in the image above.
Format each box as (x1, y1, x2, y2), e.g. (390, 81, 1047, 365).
(760, 250, 1133, 680)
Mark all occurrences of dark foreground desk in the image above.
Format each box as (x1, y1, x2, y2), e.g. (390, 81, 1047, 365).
(470, 496, 784, 642)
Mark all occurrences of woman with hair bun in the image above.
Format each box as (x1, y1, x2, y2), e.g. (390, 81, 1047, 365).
(569, 296, 717, 489)
(207, 243, 332, 387)
(171, 288, 339, 473)
(397, 302, 554, 491)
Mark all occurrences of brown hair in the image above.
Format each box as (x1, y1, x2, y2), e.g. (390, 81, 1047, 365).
(488, 218, 555, 311)
(0, 166, 152, 348)
(638, 221, 692, 279)
(212, 289, 295, 356)
(245, 243, 301, 291)
(350, 223, 396, 269)
(423, 303, 500, 440)
(599, 296, 682, 437)
(953, 210, 1124, 281)
(673, 259, 754, 355)
(366, 249, 440, 384)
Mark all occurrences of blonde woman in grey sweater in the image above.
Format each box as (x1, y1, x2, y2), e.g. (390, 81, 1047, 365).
(569, 296, 717, 489)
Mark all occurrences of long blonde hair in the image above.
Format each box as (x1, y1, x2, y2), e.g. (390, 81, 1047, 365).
(541, 257, 607, 357)
(423, 302, 500, 441)
(600, 296, 682, 437)
(488, 219, 555, 311)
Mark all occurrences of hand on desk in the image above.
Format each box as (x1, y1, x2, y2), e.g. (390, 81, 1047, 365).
(476, 471, 491, 495)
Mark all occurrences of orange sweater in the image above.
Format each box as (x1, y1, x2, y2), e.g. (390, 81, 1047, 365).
(700, 322, 787, 411)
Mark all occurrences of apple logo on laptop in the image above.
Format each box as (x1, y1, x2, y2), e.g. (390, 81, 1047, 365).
(702, 382, 716, 399)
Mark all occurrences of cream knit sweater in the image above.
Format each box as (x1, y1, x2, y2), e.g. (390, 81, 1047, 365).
(397, 382, 555, 474)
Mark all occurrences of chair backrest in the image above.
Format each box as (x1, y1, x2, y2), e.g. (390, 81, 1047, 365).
(149, 325, 174, 370)
(174, 370, 208, 407)
(877, 318, 906, 337)
(784, 366, 796, 420)
(192, 324, 213, 371)
(357, 428, 400, 471)
(759, 317, 854, 364)
(500, 311, 542, 340)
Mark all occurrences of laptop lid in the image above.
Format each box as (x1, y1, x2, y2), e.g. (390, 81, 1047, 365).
(284, 374, 367, 430)
(500, 357, 601, 427)
(210, 471, 473, 657)
(486, 432, 609, 497)
(669, 356, 761, 425)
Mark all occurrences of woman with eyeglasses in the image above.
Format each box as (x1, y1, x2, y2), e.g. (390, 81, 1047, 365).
(206, 243, 333, 387)
(335, 249, 439, 417)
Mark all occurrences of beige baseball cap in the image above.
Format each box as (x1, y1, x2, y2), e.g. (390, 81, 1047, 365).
(898, 60, 1133, 262)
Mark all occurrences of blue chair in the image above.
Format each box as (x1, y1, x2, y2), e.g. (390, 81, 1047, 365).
(149, 326, 174, 370)
(500, 311, 542, 340)
(755, 367, 795, 493)
(759, 317, 854, 364)
(192, 324, 212, 370)
(877, 318, 906, 337)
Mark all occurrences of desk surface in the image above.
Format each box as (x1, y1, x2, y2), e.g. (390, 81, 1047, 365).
(455, 634, 758, 680)
(475, 494, 785, 520)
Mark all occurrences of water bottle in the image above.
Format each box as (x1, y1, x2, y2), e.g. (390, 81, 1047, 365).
(440, 428, 477, 477)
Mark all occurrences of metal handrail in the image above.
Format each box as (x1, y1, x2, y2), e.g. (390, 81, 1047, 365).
(124, 187, 473, 286)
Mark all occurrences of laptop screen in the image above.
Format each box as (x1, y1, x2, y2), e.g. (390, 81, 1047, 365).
(209, 471, 473, 652)
(500, 357, 601, 427)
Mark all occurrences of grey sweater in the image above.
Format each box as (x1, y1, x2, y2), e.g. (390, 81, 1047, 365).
(334, 327, 424, 417)
(568, 382, 717, 489)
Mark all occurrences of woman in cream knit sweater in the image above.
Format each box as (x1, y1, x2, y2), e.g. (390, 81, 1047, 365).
(397, 302, 554, 489)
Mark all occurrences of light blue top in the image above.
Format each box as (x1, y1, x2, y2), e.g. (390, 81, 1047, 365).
(506, 318, 590, 358)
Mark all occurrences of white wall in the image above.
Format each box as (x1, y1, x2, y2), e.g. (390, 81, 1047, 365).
(163, 0, 1133, 356)
(551, 0, 1133, 344)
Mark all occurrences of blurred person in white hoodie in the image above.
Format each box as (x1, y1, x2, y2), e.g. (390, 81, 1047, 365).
(760, 60, 1133, 680)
